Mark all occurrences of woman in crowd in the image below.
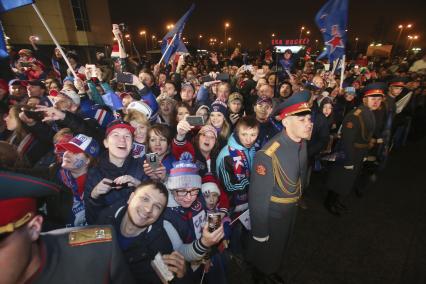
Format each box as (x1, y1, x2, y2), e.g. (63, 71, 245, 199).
(5, 105, 49, 165)
(145, 124, 176, 174)
(208, 100, 231, 149)
(175, 101, 192, 123)
(156, 93, 177, 127)
(173, 120, 220, 177)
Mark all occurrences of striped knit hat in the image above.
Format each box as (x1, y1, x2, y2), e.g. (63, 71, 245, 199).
(166, 153, 201, 190)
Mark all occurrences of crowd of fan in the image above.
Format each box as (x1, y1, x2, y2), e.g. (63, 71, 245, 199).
(0, 27, 425, 283)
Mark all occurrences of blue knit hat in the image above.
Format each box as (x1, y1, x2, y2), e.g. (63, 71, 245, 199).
(210, 100, 228, 117)
(166, 153, 201, 190)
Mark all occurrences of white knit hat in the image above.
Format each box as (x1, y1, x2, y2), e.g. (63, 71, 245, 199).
(166, 153, 201, 190)
(201, 182, 220, 196)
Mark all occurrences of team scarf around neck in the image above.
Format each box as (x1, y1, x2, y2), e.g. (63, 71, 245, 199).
(228, 146, 250, 182)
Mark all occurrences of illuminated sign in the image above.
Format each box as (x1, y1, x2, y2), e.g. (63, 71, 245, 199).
(272, 38, 310, 45)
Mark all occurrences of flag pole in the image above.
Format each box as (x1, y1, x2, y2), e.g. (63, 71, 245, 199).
(339, 54, 346, 89)
(31, 4, 78, 78)
(158, 33, 178, 65)
(330, 57, 338, 75)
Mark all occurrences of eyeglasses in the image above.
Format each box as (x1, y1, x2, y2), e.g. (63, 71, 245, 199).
(175, 188, 200, 197)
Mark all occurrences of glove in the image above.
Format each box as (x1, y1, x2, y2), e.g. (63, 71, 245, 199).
(253, 235, 269, 242)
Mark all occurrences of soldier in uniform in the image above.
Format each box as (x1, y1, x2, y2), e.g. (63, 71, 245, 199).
(247, 90, 313, 283)
(0, 171, 135, 284)
(324, 83, 383, 215)
(385, 77, 409, 150)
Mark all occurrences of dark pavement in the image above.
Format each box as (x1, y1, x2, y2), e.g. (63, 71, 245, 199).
(282, 137, 426, 284)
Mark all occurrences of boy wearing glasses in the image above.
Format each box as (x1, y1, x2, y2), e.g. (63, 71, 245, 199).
(163, 154, 225, 281)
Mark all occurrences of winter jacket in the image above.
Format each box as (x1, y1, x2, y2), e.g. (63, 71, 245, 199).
(97, 203, 191, 283)
(84, 153, 147, 224)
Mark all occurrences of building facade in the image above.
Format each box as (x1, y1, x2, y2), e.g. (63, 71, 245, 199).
(1, 0, 112, 61)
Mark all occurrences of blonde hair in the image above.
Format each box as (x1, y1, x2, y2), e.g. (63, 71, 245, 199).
(53, 128, 73, 144)
(7, 106, 28, 144)
(124, 109, 150, 126)
(207, 114, 231, 142)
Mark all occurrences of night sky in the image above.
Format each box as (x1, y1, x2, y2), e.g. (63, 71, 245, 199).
(108, 0, 426, 51)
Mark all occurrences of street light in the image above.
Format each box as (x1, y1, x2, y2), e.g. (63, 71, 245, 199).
(355, 37, 359, 53)
(166, 24, 174, 30)
(140, 30, 147, 52)
(224, 22, 230, 54)
(151, 35, 156, 48)
(299, 26, 305, 41)
(198, 34, 203, 49)
(396, 24, 413, 50)
(408, 35, 419, 50)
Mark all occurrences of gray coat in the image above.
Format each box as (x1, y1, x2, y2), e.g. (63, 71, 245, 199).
(32, 226, 135, 284)
(247, 131, 308, 274)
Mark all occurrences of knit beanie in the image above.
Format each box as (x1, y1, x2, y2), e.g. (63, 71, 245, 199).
(201, 174, 221, 196)
(198, 125, 217, 139)
(211, 100, 228, 117)
(166, 153, 202, 190)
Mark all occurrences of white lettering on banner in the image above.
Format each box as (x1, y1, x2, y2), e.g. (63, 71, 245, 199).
(233, 156, 243, 169)
(192, 210, 206, 240)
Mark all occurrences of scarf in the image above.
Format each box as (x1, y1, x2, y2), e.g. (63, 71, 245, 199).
(58, 169, 87, 226)
(132, 142, 146, 159)
(17, 133, 35, 157)
(228, 146, 250, 182)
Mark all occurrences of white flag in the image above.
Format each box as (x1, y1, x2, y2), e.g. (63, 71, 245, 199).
(238, 209, 251, 230)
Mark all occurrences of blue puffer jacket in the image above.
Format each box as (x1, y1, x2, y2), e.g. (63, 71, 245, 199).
(84, 152, 147, 224)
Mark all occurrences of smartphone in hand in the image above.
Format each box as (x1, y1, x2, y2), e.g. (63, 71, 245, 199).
(146, 152, 160, 170)
(207, 212, 222, 233)
(116, 72, 133, 84)
(186, 115, 205, 126)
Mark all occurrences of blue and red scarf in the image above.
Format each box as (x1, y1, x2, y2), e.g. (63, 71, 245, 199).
(132, 142, 146, 159)
(228, 146, 250, 182)
(57, 169, 87, 226)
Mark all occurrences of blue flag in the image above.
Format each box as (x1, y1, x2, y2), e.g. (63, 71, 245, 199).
(315, 0, 348, 63)
(161, 3, 195, 64)
(0, 0, 34, 13)
(0, 0, 35, 58)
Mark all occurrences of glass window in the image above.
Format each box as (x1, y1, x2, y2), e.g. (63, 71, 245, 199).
(70, 0, 90, 31)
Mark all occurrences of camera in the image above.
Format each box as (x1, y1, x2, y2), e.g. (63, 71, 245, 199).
(21, 105, 44, 121)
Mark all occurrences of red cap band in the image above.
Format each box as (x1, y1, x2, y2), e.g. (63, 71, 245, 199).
(365, 89, 384, 97)
(0, 198, 36, 227)
(389, 82, 404, 87)
(278, 102, 311, 120)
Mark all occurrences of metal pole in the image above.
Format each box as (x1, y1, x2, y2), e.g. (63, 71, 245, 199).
(225, 29, 227, 54)
(158, 33, 177, 65)
(340, 55, 346, 89)
(32, 4, 77, 78)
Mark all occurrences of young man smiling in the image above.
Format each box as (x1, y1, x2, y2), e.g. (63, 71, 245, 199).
(84, 120, 147, 224)
(97, 180, 188, 283)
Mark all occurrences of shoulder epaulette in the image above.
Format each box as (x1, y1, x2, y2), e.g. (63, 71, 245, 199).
(264, 141, 280, 157)
(68, 227, 112, 247)
(354, 109, 362, 116)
